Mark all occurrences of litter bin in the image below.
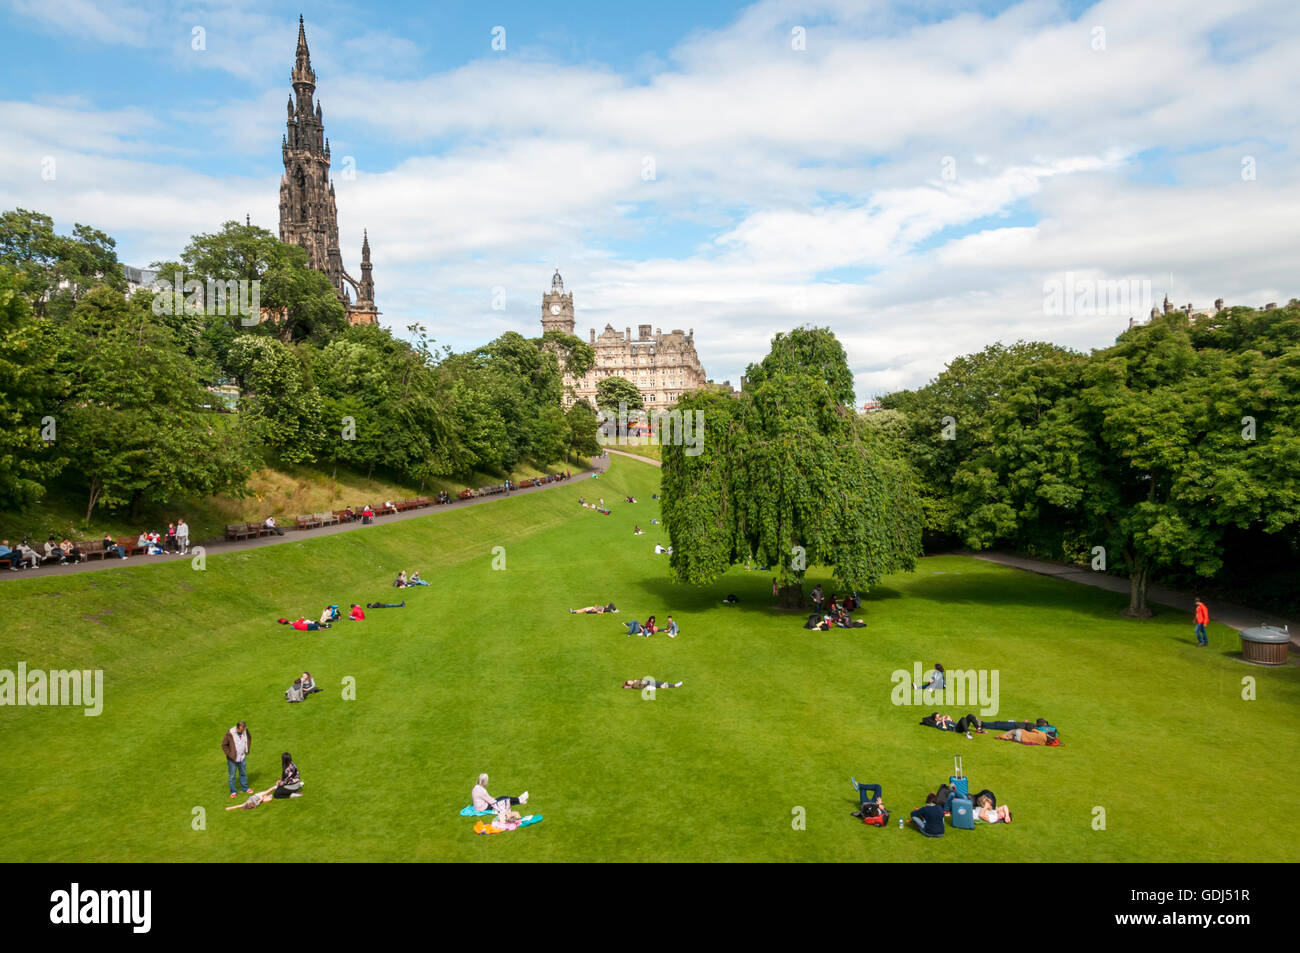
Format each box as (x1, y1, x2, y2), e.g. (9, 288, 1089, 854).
(1239, 625, 1290, 666)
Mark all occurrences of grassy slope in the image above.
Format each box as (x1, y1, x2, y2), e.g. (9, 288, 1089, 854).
(0, 458, 581, 546)
(1, 456, 1297, 862)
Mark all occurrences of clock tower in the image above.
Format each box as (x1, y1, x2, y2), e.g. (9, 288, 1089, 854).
(541, 269, 575, 335)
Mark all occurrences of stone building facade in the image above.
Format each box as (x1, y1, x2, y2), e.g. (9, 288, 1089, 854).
(278, 17, 378, 326)
(540, 270, 708, 410)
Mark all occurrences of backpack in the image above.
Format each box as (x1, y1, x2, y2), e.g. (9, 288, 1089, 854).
(803, 613, 820, 630)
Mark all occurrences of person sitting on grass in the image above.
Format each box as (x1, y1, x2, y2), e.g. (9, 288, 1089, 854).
(625, 495, 637, 503)
(914, 663, 945, 692)
(348, 604, 366, 621)
(974, 793, 1012, 823)
(393, 570, 408, 588)
(366, 601, 405, 609)
(643, 615, 658, 635)
(570, 603, 617, 614)
(227, 753, 303, 810)
(319, 605, 340, 626)
(286, 678, 304, 702)
(622, 677, 683, 689)
(471, 773, 528, 813)
(408, 572, 430, 586)
(301, 672, 321, 696)
(664, 616, 679, 638)
(633, 525, 644, 535)
(910, 801, 945, 837)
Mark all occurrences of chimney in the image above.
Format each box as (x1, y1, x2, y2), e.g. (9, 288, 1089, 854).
(590, 328, 595, 343)
(625, 327, 631, 342)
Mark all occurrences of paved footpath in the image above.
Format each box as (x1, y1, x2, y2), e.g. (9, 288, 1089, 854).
(965, 550, 1299, 648)
(2, 458, 610, 582)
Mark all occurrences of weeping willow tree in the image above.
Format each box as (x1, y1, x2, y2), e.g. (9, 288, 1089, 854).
(661, 327, 922, 608)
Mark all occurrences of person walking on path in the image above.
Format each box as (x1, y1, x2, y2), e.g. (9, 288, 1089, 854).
(222, 721, 253, 797)
(1194, 598, 1210, 646)
(176, 518, 190, 555)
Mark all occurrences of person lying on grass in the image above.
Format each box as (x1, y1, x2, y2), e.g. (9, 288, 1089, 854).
(997, 727, 1058, 746)
(278, 617, 330, 630)
(366, 601, 405, 609)
(622, 677, 683, 689)
(471, 773, 528, 812)
(226, 753, 304, 810)
(975, 793, 1012, 823)
(920, 712, 986, 738)
(570, 603, 617, 614)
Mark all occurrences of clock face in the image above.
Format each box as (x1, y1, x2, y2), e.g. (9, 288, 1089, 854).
(550, 304, 561, 315)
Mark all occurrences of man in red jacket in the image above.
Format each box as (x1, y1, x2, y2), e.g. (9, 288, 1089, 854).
(1194, 598, 1210, 647)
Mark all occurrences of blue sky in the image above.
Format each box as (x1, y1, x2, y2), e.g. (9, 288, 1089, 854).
(2, 0, 1298, 398)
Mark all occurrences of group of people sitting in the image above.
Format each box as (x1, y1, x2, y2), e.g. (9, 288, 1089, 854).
(623, 614, 679, 638)
(392, 570, 430, 588)
(2, 524, 193, 570)
(577, 497, 612, 515)
(851, 779, 1013, 834)
(285, 671, 323, 702)
(278, 603, 371, 629)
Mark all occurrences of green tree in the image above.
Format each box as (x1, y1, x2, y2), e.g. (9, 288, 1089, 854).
(0, 208, 125, 320)
(55, 287, 253, 520)
(0, 266, 67, 507)
(226, 335, 325, 464)
(596, 375, 644, 413)
(661, 328, 922, 607)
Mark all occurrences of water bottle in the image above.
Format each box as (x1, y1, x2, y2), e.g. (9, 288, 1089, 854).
(898, 817, 904, 829)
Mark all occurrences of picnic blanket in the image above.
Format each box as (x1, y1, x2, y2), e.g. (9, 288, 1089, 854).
(459, 805, 496, 816)
(473, 814, 543, 834)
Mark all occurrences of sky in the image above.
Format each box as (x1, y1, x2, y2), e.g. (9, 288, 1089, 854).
(2, 0, 1298, 400)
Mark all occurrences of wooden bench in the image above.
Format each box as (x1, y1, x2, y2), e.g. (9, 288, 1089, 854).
(315, 511, 338, 526)
(79, 540, 106, 561)
(295, 514, 321, 530)
(333, 509, 354, 523)
(226, 523, 254, 541)
(118, 536, 147, 556)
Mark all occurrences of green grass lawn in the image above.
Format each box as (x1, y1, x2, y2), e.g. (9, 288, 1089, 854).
(2, 456, 1297, 862)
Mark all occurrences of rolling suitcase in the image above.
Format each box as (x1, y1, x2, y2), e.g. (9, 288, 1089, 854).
(949, 754, 969, 797)
(950, 796, 975, 829)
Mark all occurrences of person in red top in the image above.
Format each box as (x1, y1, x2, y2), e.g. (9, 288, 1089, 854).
(348, 604, 365, 621)
(1194, 598, 1210, 646)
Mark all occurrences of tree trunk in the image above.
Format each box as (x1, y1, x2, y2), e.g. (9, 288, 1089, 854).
(1122, 561, 1152, 618)
(776, 583, 804, 609)
(129, 488, 142, 521)
(85, 478, 101, 523)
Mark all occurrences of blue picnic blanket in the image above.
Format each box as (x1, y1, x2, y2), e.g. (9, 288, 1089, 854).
(460, 805, 495, 816)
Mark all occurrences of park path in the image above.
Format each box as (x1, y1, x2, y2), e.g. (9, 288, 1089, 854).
(2, 458, 609, 582)
(966, 550, 1298, 647)
(606, 448, 662, 466)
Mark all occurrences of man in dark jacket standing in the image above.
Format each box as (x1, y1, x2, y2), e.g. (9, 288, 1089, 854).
(222, 721, 253, 798)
